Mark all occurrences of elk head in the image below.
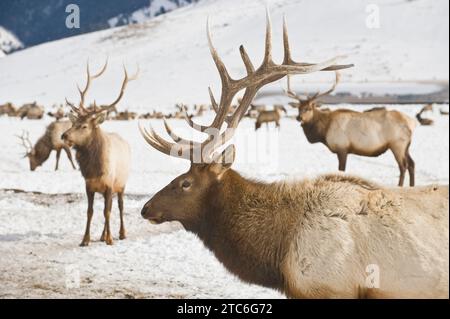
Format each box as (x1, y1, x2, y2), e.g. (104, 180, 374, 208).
(62, 60, 138, 147)
(16, 130, 39, 171)
(139, 11, 353, 229)
(287, 71, 340, 122)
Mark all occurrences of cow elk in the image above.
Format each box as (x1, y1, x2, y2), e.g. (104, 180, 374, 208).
(255, 105, 287, 130)
(17, 121, 77, 171)
(62, 60, 137, 246)
(287, 72, 416, 186)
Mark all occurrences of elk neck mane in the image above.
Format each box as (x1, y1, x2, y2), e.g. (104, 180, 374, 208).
(74, 128, 105, 179)
(301, 108, 332, 144)
(33, 133, 53, 163)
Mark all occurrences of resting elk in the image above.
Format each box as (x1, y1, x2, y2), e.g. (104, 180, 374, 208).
(254, 105, 287, 130)
(62, 61, 137, 246)
(287, 72, 417, 187)
(139, 13, 448, 299)
(17, 121, 76, 171)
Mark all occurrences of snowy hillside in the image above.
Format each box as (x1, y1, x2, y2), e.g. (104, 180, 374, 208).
(108, 0, 199, 26)
(0, 0, 448, 109)
(0, 26, 23, 55)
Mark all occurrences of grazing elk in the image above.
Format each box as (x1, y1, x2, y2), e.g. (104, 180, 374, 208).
(0, 102, 16, 116)
(141, 14, 440, 299)
(62, 61, 137, 246)
(17, 121, 77, 171)
(255, 105, 287, 130)
(416, 104, 434, 126)
(287, 72, 416, 186)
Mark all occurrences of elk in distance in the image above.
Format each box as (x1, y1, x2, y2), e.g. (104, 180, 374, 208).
(139, 13, 448, 298)
(17, 122, 77, 171)
(254, 105, 287, 130)
(287, 72, 417, 186)
(16, 102, 45, 120)
(62, 60, 137, 246)
(0, 102, 16, 116)
(416, 104, 434, 126)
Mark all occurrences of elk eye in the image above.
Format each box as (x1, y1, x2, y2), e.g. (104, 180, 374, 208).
(181, 180, 191, 189)
(82, 125, 88, 129)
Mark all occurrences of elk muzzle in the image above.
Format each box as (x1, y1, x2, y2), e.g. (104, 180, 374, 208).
(141, 201, 165, 224)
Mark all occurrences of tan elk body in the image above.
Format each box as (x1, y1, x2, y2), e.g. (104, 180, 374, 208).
(17, 120, 76, 171)
(287, 73, 416, 186)
(255, 105, 286, 130)
(62, 61, 136, 246)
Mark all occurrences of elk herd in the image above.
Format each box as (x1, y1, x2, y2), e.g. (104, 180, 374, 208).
(2, 10, 448, 298)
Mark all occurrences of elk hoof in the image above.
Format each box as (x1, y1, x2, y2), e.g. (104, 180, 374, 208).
(119, 231, 126, 240)
(79, 241, 89, 247)
(105, 237, 114, 245)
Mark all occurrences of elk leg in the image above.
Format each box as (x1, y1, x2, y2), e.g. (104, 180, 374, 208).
(103, 188, 113, 245)
(393, 155, 406, 187)
(63, 146, 77, 170)
(80, 189, 95, 247)
(407, 153, 415, 187)
(55, 149, 61, 171)
(118, 191, 126, 240)
(337, 152, 347, 171)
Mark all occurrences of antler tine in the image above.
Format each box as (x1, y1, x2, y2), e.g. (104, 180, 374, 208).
(182, 105, 209, 132)
(311, 71, 340, 101)
(139, 122, 194, 160)
(263, 8, 273, 65)
(285, 75, 307, 101)
(103, 64, 139, 113)
(65, 98, 81, 115)
(78, 59, 108, 110)
(208, 87, 219, 113)
(16, 130, 33, 153)
(163, 117, 199, 145)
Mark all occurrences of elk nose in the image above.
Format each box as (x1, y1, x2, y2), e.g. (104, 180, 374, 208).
(61, 133, 67, 140)
(141, 203, 150, 218)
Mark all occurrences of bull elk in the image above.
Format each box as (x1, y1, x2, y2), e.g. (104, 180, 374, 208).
(139, 13, 448, 299)
(17, 121, 77, 171)
(62, 60, 137, 246)
(254, 105, 287, 130)
(287, 72, 417, 187)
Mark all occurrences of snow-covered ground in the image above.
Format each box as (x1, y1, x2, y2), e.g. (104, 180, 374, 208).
(0, 0, 448, 108)
(0, 0, 448, 299)
(0, 103, 448, 298)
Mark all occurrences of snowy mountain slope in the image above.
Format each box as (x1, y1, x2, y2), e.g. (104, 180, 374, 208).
(108, 0, 199, 27)
(0, 26, 23, 55)
(0, 0, 448, 110)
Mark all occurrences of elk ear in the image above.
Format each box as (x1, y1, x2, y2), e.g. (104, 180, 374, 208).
(94, 112, 107, 126)
(208, 144, 236, 178)
(68, 113, 77, 123)
(288, 102, 299, 108)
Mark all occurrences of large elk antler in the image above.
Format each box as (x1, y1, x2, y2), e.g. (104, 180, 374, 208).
(16, 130, 33, 157)
(66, 60, 138, 118)
(140, 11, 353, 163)
(286, 71, 341, 104)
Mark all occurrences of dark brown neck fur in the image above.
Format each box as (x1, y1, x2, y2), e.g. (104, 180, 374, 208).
(34, 135, 52, 164)
(301, 108, 331, 144)
(191, 170, 297, 291)
(75, 129, 105, 179)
